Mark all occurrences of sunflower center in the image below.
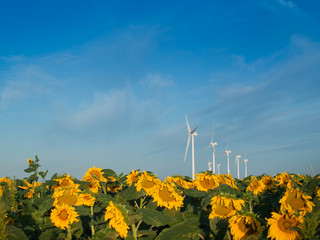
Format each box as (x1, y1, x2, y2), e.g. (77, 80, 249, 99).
(58, 190, 78, 206)
(200, 179, 215, 189)
(58, 209, 69, 221)
(159, 187, 175, 202)
(141, 179, 156, 189)
(215, 204, 232, 216)
(278, 218, 296, 233)
(289, 198, 305, 210)
(91, 170, 102, 179)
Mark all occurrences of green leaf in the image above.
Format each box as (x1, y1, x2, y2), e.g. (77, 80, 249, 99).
(119, 185, 145, 201)
(24, 168, 34, 173)
(155, 217, 200, 240)
(93, 227, 119, 240)
(138, 208, 173, 227)
(39, 228, 64, 240)
(102, 169, 118, 178)
(6, 225, 28, 240)
(39, 170, 48, 179)
(184, 188, 207, 198)
(38, 195, 54, 215)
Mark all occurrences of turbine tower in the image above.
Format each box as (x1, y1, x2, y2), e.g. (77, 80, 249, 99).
(244, 158, 248, 177)
(223, 145, 232, 175)
(204, 127, 218, 174)
(217, 163, 221, 174)
(235, 154, 241, 179)
(184, 115, 198, 180)
(208, 162, 212, 172)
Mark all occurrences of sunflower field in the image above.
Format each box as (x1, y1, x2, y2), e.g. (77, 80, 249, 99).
(0, 156, 319, 240)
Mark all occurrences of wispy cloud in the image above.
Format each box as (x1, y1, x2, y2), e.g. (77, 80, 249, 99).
(0, 65, 62, 108)
(139, 73, 175, 88)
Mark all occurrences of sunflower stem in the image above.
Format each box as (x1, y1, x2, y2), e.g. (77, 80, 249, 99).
(90, 205, 95, 236)
(101, 182, 107, 194)
(66, 227, 72, 240)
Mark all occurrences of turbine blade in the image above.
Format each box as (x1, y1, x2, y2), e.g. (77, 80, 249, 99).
(184, 135, 191, 162)
(203, 144, 211, 151)
(190, 126, 198, 134)
(185, 115, 191, 133)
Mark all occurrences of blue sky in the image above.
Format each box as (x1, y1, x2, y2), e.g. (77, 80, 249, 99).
(1, 0, 320, 180)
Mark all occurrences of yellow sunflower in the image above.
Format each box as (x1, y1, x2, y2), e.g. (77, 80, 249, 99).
(316, 188, 320, 198)
(279, 188, 314, 216)
(83, 166, 107, 182)
(275, 172, 295, 189)
(229, 214, 263, 240)
(28, 158, 33, 165)
(78, 193, 96, 207)
(52, 188, 81, 207)
(152, 182, 184, 210)
(167, 176, 195, 189)
(105, 201, 129, 238)
(209, 196, 245, 219)
(246, 177, 264, 195)
(0, 177, 12, 186)
(194, 172, 219, 192)
(126, 170, 139, 186)
(0, 186, 3, 197)
(216, 174, 239, 190)
(19, 180, 42, 198)
(135, 171, 161, 196)
(53, 174, 76, 190)
(50, 204, 79, 230)
(267, 212, 303, 240)
(260, 175, 276, 191)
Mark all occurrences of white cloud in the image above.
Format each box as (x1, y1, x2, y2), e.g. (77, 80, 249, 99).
(140, 73, 175, 88)
(277, 0, 295, 8)
(0, 65, 62, 108)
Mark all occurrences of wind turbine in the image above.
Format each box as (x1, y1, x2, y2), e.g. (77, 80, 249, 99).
(221, 144, 232, 175)
(184, 115, 198, 180)
(244, 158, 248, 177)
(204, 127, 218, 174)
(217, 163, 221, 174)
(235, 154, 241, 179)
(208, 162, 212, 172)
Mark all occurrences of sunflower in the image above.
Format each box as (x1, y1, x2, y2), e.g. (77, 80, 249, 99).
(53, 174, 76, 190)
(83, 179, 101, 194)
(152, 181, 184, 210)
(194, 172, 219, 192)
(126, 170, 139, 186)
(83, 166, 107, 182)
(209, 196, 245, 219)
(279, 188, 314, 216)
(216, 174, 239, 190)
(0, 186, 3, 197)
(260, 175, 276, 191)
(52, 188, 81, 207)
(105, 201, 129, 238)
(0, 177, 12, 186)
(267, 212, 303, 240)
(50, 204, 79, 230)
(316, 188, 320, 198)
(28, 158, 33, 165)
(135, 171, 161, 196)
(78, 193, 96, 207)
(229, 214, 263, 240)
(246, 177, 264, 195)
(275, 172, 295, 189)
(19, 180, 42, 198)
(165, 176, 194, 189)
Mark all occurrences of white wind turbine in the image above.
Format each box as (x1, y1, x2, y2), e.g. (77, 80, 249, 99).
(244, 158, 248, 177)
(221, 144, 232, 175)
(217, 163, 221, 174)
(235, 154, 241, 179)
(204, 128, 218, 174)
(184, 115, 198, 180)
(208, 162, 212, 172)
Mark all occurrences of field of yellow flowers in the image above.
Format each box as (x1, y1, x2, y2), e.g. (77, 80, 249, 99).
(0, 156, 319, 240)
